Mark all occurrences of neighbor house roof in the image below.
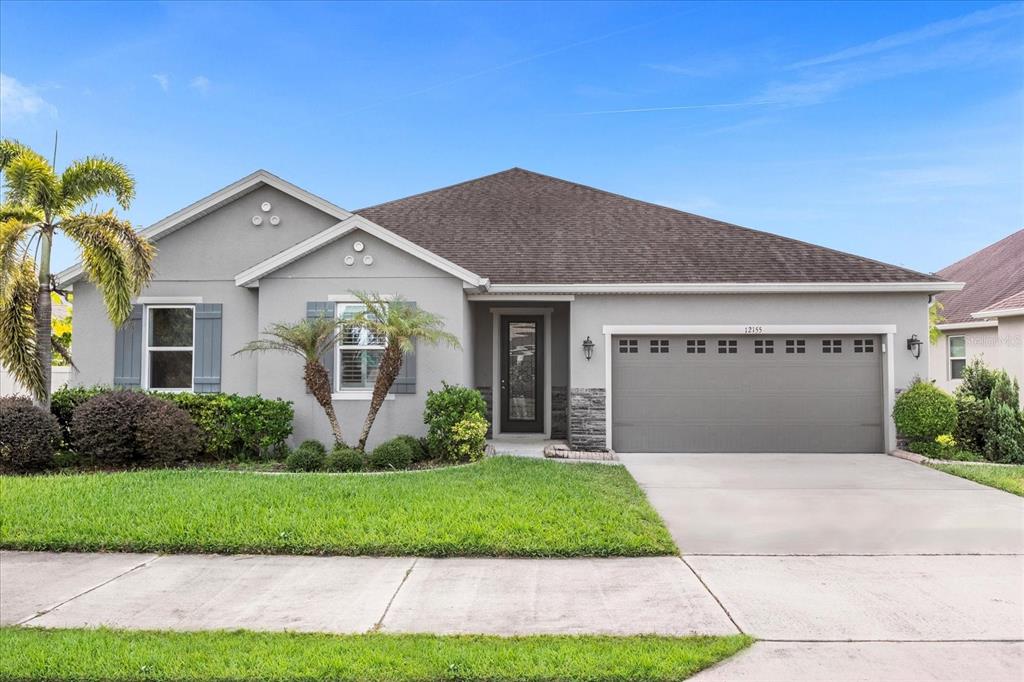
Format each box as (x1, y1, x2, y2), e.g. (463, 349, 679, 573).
(935, 229, 1024, 324)
(358, 168, 947, 287)
(972, 289, 1024, 319)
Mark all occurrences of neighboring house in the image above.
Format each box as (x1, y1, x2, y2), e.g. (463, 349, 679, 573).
(928, 230, 1024, 403)
(58, 168, 959, 453)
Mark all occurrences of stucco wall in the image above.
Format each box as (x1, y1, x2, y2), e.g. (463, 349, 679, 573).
(71, 184, 339, 390)
(256, 229, 469, 448)
(931, 321, 1024, 404)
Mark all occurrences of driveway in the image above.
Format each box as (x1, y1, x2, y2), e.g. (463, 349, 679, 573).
(620, 452, 1024, 681)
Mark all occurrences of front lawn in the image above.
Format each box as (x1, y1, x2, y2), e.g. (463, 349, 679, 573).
(930, 462, 1024, 497)
(0, 628, 751, 681)
(0, 457, 676, 557)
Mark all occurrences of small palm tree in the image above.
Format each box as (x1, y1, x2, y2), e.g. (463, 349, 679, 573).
(0, 139, 153, 405)
(235, 317, 347, 445)
(350, 291, 460, 451)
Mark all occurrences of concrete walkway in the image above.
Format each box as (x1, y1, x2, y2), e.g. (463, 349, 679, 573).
(0, 551, 736, 636)
(620, 452, 1024, 681)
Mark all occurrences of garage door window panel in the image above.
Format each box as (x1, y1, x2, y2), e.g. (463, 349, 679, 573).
(686, 339, 706, 354)
(650, 339, 670, 354)
(785, 339, 806, 354)
(822, 339, 843, 354)
(619, 339, 638, 354)
(754, 339, 774, 354)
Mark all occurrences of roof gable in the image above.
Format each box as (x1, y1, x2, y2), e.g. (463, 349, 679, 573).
(358, 168, 948, 287)
(936, 229, 1024, 323)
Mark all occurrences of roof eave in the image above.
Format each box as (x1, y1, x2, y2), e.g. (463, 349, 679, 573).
(482, 281, 963, 295)
(971, 306, 1024, 320)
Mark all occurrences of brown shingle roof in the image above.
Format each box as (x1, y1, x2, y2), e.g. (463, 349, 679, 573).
(357, 168, 943, 286)
(977, 289, 1024, 315)
(935, 230, 1024, 323)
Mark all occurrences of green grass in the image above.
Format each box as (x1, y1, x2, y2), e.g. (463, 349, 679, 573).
(930, 462, 1024, 497)
(0, 457, 676, 557)
(0, 628, 751, 681)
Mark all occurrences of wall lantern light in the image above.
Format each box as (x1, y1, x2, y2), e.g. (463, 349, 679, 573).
(582, 336, 595, 361)
(906, 334, 923, 359)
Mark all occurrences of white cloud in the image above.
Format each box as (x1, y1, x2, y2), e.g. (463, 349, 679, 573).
(152, 73, 170, 92)
(189, 75, 210, 93)
(0, 73, 57, 121)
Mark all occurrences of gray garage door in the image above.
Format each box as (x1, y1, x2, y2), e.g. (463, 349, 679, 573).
(612, 334, 884, 453)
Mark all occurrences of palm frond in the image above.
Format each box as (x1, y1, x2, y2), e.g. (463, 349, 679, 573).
(61, 215, 136, 326)
(60, 156, 136, 212)
(234, 318, 342, 362)
(51, 333, 76, 369)
(2, 152, 59, 212)
(64, 210, 154, 288)
(350, 291, 461, 354)
(0, 257, 45, 400)
(0, 139, 43, 171)
(0, 203, 44, 224)
(0, 217, 38, 302)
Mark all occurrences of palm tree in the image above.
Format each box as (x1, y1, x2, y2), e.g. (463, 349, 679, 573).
(235, 317, 347, 445)
(0, 139, 153, 406)
(350, 292, 460, 451)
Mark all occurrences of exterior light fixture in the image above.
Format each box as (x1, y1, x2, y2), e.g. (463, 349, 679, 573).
(906, 334, 923, 359)
(582, 336, 595, 361)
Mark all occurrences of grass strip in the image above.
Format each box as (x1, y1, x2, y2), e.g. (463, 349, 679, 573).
(929, 462, 1024, 497)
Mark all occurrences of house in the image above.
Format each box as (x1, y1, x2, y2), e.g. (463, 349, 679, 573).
(928, 230, 1024, 403)
(58, 168, 960, 453)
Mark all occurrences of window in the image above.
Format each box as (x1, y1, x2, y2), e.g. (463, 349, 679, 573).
(785, 339, 805, 354)
(854, 339, 875, 353)
(337, 302, 386, 390)
(686, 339, 706, 354)
(650, 339, 669, 354)
(144, 305, 194, 390)
(754, 339, 774, 354)
(949, 335, 966, 379)
(618, 339, 638, 354)
(822, 339, 842, 354)
(718, 339, 738, 354)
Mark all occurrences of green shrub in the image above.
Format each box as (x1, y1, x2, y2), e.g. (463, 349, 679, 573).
(72, 391, 200, 467)
(449, 413, 489, 463)
(392, 435, 428, 462)
(983, 402, 1024, 464)
(51, 387, 294, 460)
(423, 383, 487, 461)
(367, 438, 414, 470)
(892, 382, 956, 441)
(954, 394, 987, 454)
(285, 440, 326, 472)
(0, 397, 61, 473)
(325, 446, 363, 472)
(906, 440, 942, 458)
(957, 358, 998, 401)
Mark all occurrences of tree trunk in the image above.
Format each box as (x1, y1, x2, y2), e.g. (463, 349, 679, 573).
(357, 343, 403, 452)
(304, 360, 344, 445)
(34, 228, 54, 408)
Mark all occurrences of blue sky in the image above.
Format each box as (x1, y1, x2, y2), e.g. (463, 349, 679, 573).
(1, 0, 1021, 274)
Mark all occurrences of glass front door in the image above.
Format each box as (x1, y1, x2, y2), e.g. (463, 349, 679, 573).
(500, 316, 544, 433)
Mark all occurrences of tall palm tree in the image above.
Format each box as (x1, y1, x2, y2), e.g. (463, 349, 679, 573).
(235, 317, 347, 445)
(0, 139, 154, 405)
(350, 292, 460, 451)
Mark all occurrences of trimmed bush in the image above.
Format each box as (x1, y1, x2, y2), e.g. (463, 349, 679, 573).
(449, 413, 489, 463)
(325, 446, 363, 472)
(392, 435, 428, 462)
(285, 440, 326, 472)
(72, 391, 200, 467)
(0, 397, 61, 473)
(892, 382, 956, 441)
(51, 387, 293, 460)
(367, 438, 414, 470)
(423, 383, 487, 462)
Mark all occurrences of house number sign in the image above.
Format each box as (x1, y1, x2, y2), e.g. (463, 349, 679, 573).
(743, 326, 764, 334)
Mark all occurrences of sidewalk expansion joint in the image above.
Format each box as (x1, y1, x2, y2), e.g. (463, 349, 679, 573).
(370, 557, 417, 633)
(678, 555, 744, 635)
(16, 554, 164, 625)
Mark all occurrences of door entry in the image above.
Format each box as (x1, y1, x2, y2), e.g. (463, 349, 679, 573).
(500, 316, 544, 433)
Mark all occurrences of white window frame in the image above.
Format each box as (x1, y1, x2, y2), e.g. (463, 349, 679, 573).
(142, 304, 196, 392)
(332, 296, 393, 400)
(948, 335, 967, 380)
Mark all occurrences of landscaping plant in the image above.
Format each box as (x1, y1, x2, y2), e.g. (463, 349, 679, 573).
(449, 413, 489, 463)
(0, 396, 60, 473)
(0, 139, 154, 406)
(347, 292, 460, 451)
(423, 383, 487, 462)
(367, 437, 414, 470)
(235, 318, 346, 444)
(391, 434, 428, 462)
(285, 440, 327, 472)
(326, 445, 363, 472)
(952, 359, 1024, 463)
(892, 380, 956, 450)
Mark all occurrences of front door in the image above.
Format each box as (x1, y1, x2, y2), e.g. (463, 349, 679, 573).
(500, 316, 544, 433)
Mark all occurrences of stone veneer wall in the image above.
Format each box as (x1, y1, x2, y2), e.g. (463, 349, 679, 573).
(551, 386, 568, 440)
(476, 386, 493, 438)
(569, 387, 607, 451)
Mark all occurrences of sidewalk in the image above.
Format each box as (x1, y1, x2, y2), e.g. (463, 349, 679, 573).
(0, 551, 737, 636)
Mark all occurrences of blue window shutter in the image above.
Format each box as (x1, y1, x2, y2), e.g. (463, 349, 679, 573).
(390, 301, 416, 395)
(113, 304, 143, 387)
(307, 302, 335, 393)
(194, 304, 223, 393)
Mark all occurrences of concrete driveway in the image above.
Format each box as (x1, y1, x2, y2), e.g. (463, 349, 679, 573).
(620, 452, 1024, 681)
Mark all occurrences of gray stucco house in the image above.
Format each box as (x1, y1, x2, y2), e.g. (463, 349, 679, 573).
(59, 168, 961, 453)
